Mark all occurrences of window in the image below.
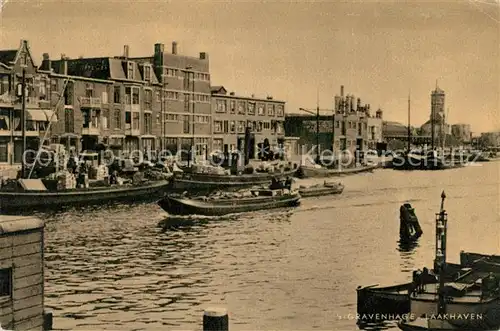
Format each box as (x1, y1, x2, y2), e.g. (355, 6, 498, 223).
(237, 101, 246, 115)
(102, 109, 109, 129)
(144, 89, 152, 110)
(64, 108, 74, 133)
(64, 82, 74, 105)
(257, 121, 263, 132)
(230, 121, 235, 133)
(336, 121, 340, 128)
(144, 65, 151, 81)
(127, 62, 134, 80)
(20, 54, 26, 66)
(114, 109, 121, 129)
(257, 103, 265, 116)
(230, 100, 236, 114)
(114, 86, 121, 103)
(183, 115, 190, 133)
(125, 87, 132, 104)
(238, 121, 245, 133)
(132, 112, 140, 130)
(0, 268, 12, 297)
(39, 79, 47, 99)
(125, 112, 131, 129)
(263, 122, 270, 130)
(0, 140, 7, 162)
(277, 105, 284, 117)
(213, 138, 223, 152)
(155, 91, 161, 103)
(248, 102, 255, 115)
(223, 120, 228, 133)
(0, 76, 9, 95)
(214, 121, 223, 133)
(267, 104, 275, 116)
(144, 113, 152, 134)
(132, 87, 140, 105)
(164, 68, 178, 77)
(216, 100, 227, 113)
(102, 91, 108, 104)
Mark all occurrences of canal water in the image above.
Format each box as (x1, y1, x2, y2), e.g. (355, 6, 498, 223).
(41, 161, 500, 330)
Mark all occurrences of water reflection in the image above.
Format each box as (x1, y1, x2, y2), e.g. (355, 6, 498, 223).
(397, 240, 419, 253)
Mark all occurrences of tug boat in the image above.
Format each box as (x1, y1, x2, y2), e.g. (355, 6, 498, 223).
(158, 188, 301, 216)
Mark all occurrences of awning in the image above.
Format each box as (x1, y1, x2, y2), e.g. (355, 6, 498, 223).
(26, 109, 47, 122)
(43, 110, 57, 123)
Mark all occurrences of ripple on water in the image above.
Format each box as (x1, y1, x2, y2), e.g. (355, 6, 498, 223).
(43, 164, 500, 330)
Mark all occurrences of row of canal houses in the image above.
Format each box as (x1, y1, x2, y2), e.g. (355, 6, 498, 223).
(0, 40, 287, 167)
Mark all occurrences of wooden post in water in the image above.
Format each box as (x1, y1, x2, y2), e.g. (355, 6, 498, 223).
(203, 307, 228, 331)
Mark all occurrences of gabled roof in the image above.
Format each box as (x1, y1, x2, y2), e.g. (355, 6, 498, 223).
(211, 85, 227, 94)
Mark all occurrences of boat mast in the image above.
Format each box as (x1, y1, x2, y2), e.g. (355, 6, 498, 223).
(431, 80, 437, 152)
(27, 78, 70, 179)
(435, 191, 447, 315)
(316, 87, 320, 163)
(407, 91, 411, 153)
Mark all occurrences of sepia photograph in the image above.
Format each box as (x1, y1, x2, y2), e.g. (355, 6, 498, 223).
(0, 0, 499, 330)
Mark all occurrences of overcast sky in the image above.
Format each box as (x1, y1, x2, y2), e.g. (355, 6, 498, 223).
(1, 0, 498, 132)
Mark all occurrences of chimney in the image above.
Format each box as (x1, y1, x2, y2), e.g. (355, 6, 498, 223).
(60, 54, 67, 75)
(154, 43, 165, 73)
(230, 92, 235, 96)
(199, 52, 208, 60)
(340, 85, 344, 97)
(154, 43, 164, 55)
(251, 94, 255, 98)
(123, 45, 129, 59)
(41, 53, 51, 71)
(267, 96, 273, 100)
(172, 41, 177, 55)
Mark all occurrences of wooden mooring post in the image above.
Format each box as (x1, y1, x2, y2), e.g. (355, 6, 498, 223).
(203, 308, 228, 331)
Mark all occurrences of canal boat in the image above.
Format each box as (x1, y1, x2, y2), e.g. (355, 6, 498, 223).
(0, 179, 172, 213)
(158, 188, 301, 216)
(297, 181, 344, 198)
(296, 164, 377, 179)
(460, 251, 500, 266)
(170, 168, 297, 191)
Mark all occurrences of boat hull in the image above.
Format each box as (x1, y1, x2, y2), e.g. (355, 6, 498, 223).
(297, 165, 377, 178)
(356, 283, 412, 319)
(0, 180, 171, 212)
(298, 184, 344, 198)
(410, 295, 500, 329)
(158, 192, 301, 216)
(171, 169, 297, 191)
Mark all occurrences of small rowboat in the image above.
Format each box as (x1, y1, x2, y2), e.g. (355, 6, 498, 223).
(298, 181, 344, 198)
(158, 188, 301, 216)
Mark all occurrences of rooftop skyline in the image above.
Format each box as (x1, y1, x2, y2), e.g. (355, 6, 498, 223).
(1, 0, 498, 132)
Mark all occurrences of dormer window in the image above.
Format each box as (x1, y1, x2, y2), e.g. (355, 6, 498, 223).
(127, 62, 134, 80)
(144, 65, 151, 81)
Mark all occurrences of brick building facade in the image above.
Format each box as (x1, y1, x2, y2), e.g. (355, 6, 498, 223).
(210, 86, 285, 158)
(0, 40, 56, 167)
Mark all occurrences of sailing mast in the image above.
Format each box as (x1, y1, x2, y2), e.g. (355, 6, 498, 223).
(407, 91, 411, 153)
